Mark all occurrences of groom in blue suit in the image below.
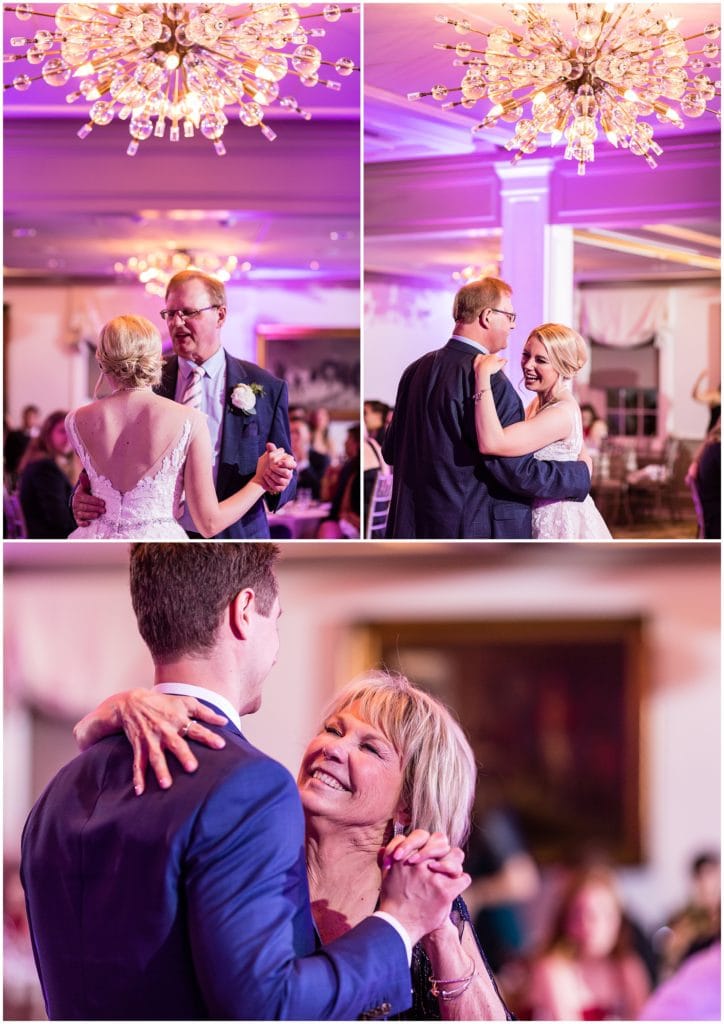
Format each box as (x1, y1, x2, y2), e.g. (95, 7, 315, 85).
(73, 270, 296, 538)
(383, 278, 590, 538)
(21, 544, 468, 1020)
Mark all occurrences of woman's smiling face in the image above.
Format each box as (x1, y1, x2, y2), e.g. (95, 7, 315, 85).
(521, 333, 560, 397)
(298, 701, 406, 834)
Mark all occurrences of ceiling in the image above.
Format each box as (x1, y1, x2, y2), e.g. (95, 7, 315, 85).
(3, 3, 721, 286)
(3, 3, 361, 283)
(364, 3, 721, 285)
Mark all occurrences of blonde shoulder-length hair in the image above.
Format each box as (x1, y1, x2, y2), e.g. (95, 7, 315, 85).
(319, 671, 477, 847)
(96, 314, 163, 391)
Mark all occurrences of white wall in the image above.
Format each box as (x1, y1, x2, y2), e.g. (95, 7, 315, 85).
(4, 542, 719, 931)
(4, 280, 360, 425)
(364, 277, 719, 438)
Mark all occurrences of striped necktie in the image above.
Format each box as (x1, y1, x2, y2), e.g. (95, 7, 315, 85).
(181, 365, 204, 409)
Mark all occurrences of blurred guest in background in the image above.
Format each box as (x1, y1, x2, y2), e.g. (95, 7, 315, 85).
(692, 371, 721, 434)
(4, 403, 41, 488)
(580, 404, 608, 453)
(309, 406, 339, 465)
(656, 851, 721, 980)
(685, 419, 721, 539)
(290, 419, 326, 501)
(317, 424, 360, 538)
(364, 400, 390, 445)
(17, 410, 77, 539)
(524, 866, 650, 1020)
(465, 803, 540, 974)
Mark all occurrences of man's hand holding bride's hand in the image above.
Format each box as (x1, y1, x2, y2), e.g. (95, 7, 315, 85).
(473, 353, 507, 386)
(73, 690, 228, 796)
(71, 469, 106, 526)
(255, 443, 296, 494)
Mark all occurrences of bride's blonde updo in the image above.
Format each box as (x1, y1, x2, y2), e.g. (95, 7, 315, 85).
(529, 323, 588, 382)
(96, 315, 163, 390)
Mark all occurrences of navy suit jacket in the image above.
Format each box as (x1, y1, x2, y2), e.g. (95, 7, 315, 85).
(159, 350, 296, 538)
(383, 338, 590, 538)
(21, 711, 412, 1020)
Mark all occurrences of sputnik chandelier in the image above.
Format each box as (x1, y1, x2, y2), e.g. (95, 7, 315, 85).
(409, 4, 721, 174)
(114, 249, 248, 296)
(5, 2, 359, 155)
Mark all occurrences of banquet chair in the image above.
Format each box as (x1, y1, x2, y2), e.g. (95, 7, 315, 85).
(365, 472, 394, 539)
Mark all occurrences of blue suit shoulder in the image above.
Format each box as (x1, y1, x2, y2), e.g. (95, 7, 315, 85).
(225, 353, 285, 392)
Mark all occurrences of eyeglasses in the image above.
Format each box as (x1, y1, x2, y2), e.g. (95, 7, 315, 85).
(489, 308, 517, 324)
(159, 305, 220, 322)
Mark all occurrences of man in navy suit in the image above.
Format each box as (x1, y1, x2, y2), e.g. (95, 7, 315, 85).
(383, 278, 591, 538)
(21, 544, 469, 1021)
(73, 270, 296, 538)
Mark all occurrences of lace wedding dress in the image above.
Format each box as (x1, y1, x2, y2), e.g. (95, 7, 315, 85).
(532, 400, 611, 540)
(66, 412, 192, 539)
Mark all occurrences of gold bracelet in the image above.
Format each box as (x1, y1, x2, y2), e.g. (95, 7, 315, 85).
(472, 388, 491, 402)
(429, 951, 476, 1001)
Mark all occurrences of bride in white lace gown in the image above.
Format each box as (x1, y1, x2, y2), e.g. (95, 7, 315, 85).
(473, 323, 611, 540)
(66, 315, 289, 540)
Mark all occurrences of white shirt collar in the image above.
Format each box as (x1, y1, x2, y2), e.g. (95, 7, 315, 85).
(450, 333, 489, 355)
(155, 682, 242, 731)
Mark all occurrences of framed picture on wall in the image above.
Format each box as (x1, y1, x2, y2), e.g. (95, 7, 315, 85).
(256, 325, 359, 419)
(354, 617, 646, 864)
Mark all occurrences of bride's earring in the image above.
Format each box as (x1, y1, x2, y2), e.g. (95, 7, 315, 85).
(393, 820, 406, 837)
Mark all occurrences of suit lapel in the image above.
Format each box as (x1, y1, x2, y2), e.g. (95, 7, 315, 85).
(220, 351, 250, 467)
(158, 355, 180, 400)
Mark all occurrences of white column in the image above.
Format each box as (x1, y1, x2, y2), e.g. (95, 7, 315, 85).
(495, 160, 574, 398)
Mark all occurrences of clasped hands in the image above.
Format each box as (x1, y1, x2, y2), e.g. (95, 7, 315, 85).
(256, 443, 296, 494)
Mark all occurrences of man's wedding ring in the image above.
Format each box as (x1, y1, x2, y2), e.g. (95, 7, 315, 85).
(180, 720, 192, 739)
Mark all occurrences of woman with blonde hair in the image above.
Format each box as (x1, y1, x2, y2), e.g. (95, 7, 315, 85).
(65, 314, 289, 539)
(473, 324, 610, 539)
(75, 672, 512, 1020)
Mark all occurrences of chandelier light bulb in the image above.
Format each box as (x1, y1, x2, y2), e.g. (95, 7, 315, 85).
(411, 4, 721, 174)
(4, 2, 360, 155)
(115, 248, 246, 295)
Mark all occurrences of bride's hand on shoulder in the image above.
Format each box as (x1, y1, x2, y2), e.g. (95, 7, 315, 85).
(474, 353, 506, 384)
(73, 690, 227, 795)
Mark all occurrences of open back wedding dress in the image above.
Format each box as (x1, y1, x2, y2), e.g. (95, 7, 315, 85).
(66, 410, 192, 539)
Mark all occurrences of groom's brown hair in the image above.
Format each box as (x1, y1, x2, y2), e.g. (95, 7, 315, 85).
(129, 543, 280, 661)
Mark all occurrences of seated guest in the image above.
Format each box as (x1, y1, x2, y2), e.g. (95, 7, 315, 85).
(580, 404, 608, 452)
(364, 399, 390, 445)
(4, 403, 40, 488)
(309, 406, 339, 466)
(526, 866, 650, 1020)
(318, 425, 360, 538)
(17, 410, 77, 538)
(658, 850, 721, 979)
(290, 419, 327, 501)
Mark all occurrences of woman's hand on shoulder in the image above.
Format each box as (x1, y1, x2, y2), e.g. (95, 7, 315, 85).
(474, 353, 507, 385)
(74, 689, 228, 795)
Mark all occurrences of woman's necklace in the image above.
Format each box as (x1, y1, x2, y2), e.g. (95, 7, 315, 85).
(108, 385, 152, 396)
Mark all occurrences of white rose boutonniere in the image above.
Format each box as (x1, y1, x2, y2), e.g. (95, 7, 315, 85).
(230, 382, 265, 415)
